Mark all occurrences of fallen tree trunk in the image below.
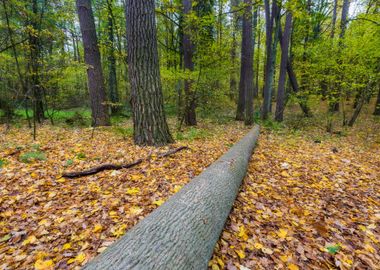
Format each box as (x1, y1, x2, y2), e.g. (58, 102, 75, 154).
(83, 125, 260, 270)
(62, 146, 189, 178)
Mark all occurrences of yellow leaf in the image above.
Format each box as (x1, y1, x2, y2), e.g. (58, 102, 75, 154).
(238, 226, 249, 241)
(92, 224, 103, 233)
(358, 225, 367, 232)
(129, 206, 143, 215)
(277, 228, 288, 239)
(62, 243, 71, 250)
(131, 175, 141, 181)
(211, 263, 220, 270)
(216, 257, 224, 268)
(23, 235, 37, 245)
(126, 188, 140, 195)
(236, 249, 245, 259)
(173, 185, 182, 193)
(38, 219, 49, 226)
(365, 244, 375, 253)
(281, 171, 290, 177)
(56, 177, 65, 183)
(280, 255, 289, 263)
(153, 200, 164, 206)
(288, 263, 299, 270)
(254, 243, 263, 249)
(31, 172, 38, 179)
(109, 211, 118, 217)
(75, 252, 86, 264)
(34, 259, 54, 270)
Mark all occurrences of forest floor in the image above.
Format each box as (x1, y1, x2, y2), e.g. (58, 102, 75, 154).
(0, 120, 249, 269)
(0, 109, 380, 270)
(210, 115, 380, 270)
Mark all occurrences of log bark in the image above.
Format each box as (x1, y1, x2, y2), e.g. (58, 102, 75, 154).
(83, 126, 260, 270)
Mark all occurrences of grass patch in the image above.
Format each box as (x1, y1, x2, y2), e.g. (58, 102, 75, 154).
(20, 151, 46, 163)
(175, 127, 210, 141)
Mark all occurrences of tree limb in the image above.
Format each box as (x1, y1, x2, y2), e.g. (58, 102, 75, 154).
(62, 146, 189, 178)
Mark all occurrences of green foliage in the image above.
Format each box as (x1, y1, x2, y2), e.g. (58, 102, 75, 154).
(112, 126, 133, 140)
(175, 127, 210, 141)
(75, 153, 86, 160)
(64, 159, 73, 167)
(20, 151, 47, 163)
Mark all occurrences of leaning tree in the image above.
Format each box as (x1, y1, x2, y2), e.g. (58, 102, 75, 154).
(125, 0, 173, 145)
(76, 0, 110, 126)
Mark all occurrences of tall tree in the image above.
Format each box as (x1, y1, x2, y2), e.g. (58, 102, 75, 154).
(76, 0, 110, 126)
(125, 0, 173, 145)
(182, 0, 197, 126)
(29, 0, 45, 123)
(229, 0, 240, 100)
(262, 0, 277, 119)
(275, 11, 292, 122)
(330, 0, 338, 38)
(243, 3, 256, 126)
(106, 0, 119, 114)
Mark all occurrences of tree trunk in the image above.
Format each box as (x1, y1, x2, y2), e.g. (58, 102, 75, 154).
(125, 0, 173, 146)
(275, 12, 292, 122)
(262, 0, 277, 119)
(244, 4, 256, 126)
(83, 126, 260, 270)
(76, 0, 110, 126)
(374, 88, 380, 115)
(106, 0, 119, 114)
(182, 0, 197, 126)
(330, 0, 338, 38)
(254, 6, 261, 98)
(229, 0, 239, 100)
(29, 0, 44, 123)
(340, 0, 350, 40)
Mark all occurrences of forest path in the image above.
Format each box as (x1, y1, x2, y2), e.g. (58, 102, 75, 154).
(211, 130, 380, 270)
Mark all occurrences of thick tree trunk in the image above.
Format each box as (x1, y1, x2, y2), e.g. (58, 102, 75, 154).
(125, 0, 173, 145)
(275, 12, 292, 122)
(83, 126, 260, 270)
(243, 4, 256, 126)
(182, 0, 197, 126)
(262, 0, 276, 119)
(76, 0, 110, 126)
(106, 0, 119, 114)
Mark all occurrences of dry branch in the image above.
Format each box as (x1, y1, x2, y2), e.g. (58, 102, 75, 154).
(62, 146, 189, 179)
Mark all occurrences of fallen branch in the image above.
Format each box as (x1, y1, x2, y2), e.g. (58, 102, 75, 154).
(62, 146, 189, 179)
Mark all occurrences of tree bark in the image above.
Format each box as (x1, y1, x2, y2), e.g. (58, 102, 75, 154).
(330, 0, 338, 38)
(229, 0, 240, 100)
(83, 126, 260, 270)
(125, 0, 173, 145)
(106, 0, 119, 114)
(262, 0, 276, 119)
(29, 0, 44, 123)
(76, 0, 110, 126)
(374, 88, 380, 115)
(243, 3, 256, 126)
(275, 12, 292, 122)
(182, 0, 197, 126)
